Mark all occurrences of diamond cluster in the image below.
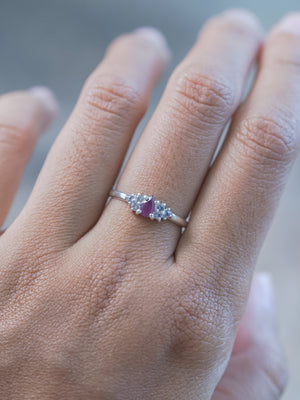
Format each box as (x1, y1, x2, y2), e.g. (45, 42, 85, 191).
(127, 193, 173, 222)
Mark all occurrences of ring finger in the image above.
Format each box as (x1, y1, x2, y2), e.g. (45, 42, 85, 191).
(99, 9, 263, 258)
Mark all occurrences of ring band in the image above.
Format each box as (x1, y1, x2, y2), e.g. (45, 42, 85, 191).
(109, 189, 187, 228)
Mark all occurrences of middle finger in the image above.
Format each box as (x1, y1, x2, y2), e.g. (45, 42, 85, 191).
(99, 9, 263, 258)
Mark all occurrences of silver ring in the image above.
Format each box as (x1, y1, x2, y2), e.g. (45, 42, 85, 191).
(109, 189, 187, 228)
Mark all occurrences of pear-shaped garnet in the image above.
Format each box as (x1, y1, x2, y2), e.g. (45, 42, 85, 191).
(140, 196, 155, 218)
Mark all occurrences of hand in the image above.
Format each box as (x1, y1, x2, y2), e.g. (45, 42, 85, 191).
(0, 9, 298, 399)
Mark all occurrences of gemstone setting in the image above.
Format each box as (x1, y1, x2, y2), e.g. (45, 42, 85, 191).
(127, 193, 174, 222)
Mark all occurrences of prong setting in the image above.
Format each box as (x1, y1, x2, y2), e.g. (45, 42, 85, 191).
(127, 193, 174, 222)
(110, 189, 187, 228)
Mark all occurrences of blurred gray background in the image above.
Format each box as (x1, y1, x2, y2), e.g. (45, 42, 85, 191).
(1, 0, 300, 398)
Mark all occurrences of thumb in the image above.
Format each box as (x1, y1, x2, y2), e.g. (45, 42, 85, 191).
(212, 272, 288, 400)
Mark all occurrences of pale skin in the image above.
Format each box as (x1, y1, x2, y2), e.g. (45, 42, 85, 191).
(0, 8, 299, 399)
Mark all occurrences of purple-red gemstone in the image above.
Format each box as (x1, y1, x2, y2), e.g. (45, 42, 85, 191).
(140, 196, 155, 218)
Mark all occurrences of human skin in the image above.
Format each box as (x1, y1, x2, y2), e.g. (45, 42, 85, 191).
(0, 8, 299, 399)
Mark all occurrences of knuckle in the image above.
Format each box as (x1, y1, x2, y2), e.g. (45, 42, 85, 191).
(83, 74, 147, 122)
(0, 123, 35, 159)
(171, 67, 235, 124)
(236, 110, 298, 163)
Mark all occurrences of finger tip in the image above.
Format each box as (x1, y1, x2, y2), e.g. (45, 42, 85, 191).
(28, 86, 59, 124)
(269, 12, 300, 38)
(133, 26, 172, 67)
(221, 8, 265, 36)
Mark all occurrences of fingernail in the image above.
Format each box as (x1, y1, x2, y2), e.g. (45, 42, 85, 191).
(270, 13, 300, 37)
(253, 272, 275, 312)
(28, 86, 59, 125)
(221, 8, 263, 31)
(133, 26, 171, 65)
